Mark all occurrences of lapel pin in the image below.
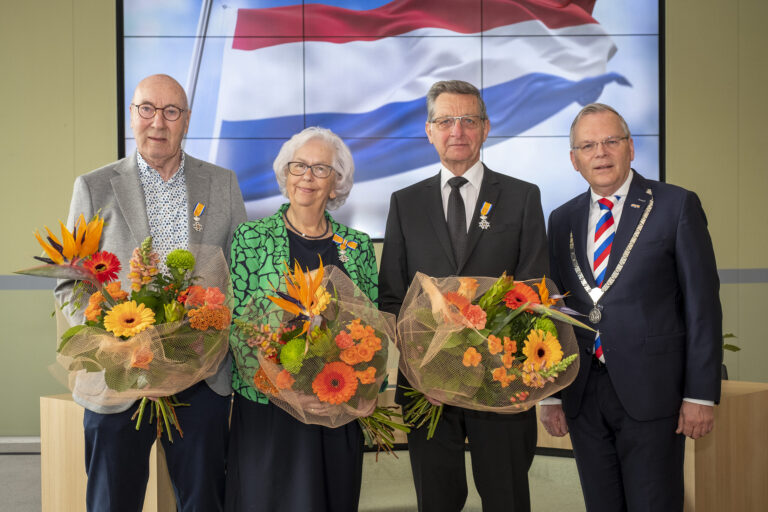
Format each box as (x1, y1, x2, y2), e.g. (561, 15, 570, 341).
(630, 204, 640, 208)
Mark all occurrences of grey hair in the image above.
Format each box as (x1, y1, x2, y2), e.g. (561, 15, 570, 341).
(569, 103, 631, 148)
(273, 126, 355, 211)
(426, 80, 488, 122)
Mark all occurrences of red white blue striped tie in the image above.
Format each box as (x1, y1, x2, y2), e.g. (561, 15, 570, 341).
(593, 197, 616, 362)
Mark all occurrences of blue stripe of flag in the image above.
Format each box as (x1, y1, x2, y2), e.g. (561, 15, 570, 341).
(219, 72, 630, 201)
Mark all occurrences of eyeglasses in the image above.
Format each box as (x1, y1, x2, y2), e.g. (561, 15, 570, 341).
(572, 136, 629, 154)
(132, 103, 186, 122)
(430, 115, 485, 131)
(287, 161, 335, 178)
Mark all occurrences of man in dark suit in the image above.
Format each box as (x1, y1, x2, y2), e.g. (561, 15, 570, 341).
(540, 103, 722, 511)
(379, 80, 548, 512)
(55, 74, 246, 511)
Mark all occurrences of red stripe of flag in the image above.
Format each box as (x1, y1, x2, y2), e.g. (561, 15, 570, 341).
(233, 0, 598, 51)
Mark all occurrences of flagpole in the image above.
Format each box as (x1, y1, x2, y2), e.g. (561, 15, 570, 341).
(183, 0, 213, 148)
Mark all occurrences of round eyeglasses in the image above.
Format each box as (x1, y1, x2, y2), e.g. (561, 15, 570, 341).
(287, 162, 335, 178)
(132, 103, 186, 122)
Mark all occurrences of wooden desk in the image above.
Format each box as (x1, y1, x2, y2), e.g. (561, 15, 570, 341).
(40, 394, 176, 512)
(535, 380, 768, 512)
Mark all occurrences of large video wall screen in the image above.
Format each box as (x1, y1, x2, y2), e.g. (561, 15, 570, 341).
(121, 0, 661, 238)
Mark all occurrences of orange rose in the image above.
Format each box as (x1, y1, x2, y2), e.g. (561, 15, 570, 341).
(340, 347, 361, 365)
(105, 281, 128, 301)
(355, 344, 375, 363)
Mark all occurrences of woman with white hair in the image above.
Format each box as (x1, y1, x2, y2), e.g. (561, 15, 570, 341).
(226, 127, 378, 512)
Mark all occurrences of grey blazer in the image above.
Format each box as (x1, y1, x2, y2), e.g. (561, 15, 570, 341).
(55, 152, 247, 413)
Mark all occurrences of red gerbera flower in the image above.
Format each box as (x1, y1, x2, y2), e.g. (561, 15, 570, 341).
(312, 362, 358, 405)
(83, 251, 121, 283)
(503, 282, 541, 310)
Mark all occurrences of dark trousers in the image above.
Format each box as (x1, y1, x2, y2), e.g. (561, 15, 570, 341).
(83, 382, 230, 512)
(224, 394, 365, 512)
(566, 359, 685, 512)
(406, 405, 537, 512)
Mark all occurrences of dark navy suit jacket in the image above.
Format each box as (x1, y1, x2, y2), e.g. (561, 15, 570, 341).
(547, 170, 722, 422)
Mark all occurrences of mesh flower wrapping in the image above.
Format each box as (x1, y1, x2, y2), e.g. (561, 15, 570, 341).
(397, 273, 583, 413)
(55, 244, 233, 409)
(234, 265, 395, 428)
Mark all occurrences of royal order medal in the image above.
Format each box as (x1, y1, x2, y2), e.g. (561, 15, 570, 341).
(478, 201, 493, 230)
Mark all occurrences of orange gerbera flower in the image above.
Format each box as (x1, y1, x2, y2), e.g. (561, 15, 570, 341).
(488, 334, 503, 355)
(503, 282, 541, 310)
(355, 367, 377, 384)
(522, 329, 563, 370)
(275, 369, 296, 390)
(312, 362, 358, 404)
(462, 347, 482, 367)
(83, 251, 121, 283)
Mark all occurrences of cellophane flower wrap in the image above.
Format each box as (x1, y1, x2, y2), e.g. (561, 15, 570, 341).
(233, 260, 396, 429)
(56, 243, 232, 410)
(397, 272, 588, 413)
(16, 214, 232, 440)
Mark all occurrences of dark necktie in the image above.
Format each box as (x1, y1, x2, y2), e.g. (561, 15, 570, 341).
(447, 176, 469, 264)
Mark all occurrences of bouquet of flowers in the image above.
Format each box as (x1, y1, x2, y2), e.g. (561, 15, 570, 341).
(17, 214, 232, 441)
(397, 272, 592, 438)
(233, 258, 409, 455)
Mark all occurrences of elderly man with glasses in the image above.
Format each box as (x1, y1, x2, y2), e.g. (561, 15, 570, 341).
(379, 80, 548, 512)
(55, 74, 246, 512)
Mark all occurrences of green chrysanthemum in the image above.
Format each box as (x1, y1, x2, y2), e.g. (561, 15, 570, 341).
(166, 249, 196, 271)
(534, 317, 558, 337)
(280, 338, 306, 374)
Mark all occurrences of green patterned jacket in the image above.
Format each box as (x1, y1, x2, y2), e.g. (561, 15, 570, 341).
(230, 203, 379, 403)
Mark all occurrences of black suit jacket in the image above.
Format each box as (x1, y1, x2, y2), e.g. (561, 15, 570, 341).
(379, 165, 549, 403)
(548, 171, 722, 422)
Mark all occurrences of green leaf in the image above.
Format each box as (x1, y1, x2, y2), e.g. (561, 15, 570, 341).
(58, 325, 88, 353)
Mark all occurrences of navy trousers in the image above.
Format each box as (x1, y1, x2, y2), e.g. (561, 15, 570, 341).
(566, 359, 685, 512)
(83, 381, 230, 512)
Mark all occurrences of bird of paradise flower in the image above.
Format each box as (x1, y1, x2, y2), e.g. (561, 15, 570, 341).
(266, 256, 330, 337)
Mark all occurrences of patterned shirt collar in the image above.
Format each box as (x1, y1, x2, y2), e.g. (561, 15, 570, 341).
(136, 150, 186, 182)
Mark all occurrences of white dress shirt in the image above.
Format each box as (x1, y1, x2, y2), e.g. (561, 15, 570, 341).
(440, 161, 484, 232)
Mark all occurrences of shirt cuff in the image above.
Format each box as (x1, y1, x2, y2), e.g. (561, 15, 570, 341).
(539, 397, 562, 405)
(683, 398, 714, 406)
